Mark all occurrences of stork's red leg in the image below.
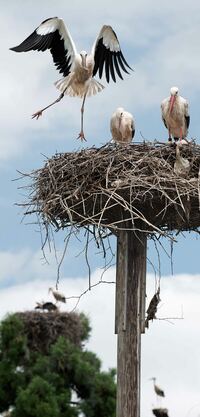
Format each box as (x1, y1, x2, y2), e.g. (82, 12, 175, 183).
(32, 93, 64, 119)
(180, 127, 183, 142)
(77, 92, 87, 141)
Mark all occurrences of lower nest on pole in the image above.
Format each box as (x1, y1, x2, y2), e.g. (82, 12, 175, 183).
(21, 142, 200, 236)
(16, 311, 88, 354)
(152, 408, 169, 417)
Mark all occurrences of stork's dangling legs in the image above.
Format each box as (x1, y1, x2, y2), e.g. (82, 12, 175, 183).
(32, 92, 65, 119)
(32, 77, 74, 120)
(77, 91, 88, 142)
(32, 78, 88, 142)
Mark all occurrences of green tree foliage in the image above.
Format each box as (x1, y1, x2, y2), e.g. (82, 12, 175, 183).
(0, 313, 116, 417)
(14, 376, 59, 417)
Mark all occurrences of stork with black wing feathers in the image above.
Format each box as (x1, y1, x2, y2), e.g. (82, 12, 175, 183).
(10, 17, 132, 140)
(161, 86, 190, 144)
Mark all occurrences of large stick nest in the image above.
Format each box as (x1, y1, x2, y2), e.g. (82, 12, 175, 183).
(21, 142, 200, 237)
(16, 311, 88, 354)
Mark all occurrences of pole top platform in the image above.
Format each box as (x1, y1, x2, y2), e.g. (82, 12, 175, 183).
(21, 142, 200, 237)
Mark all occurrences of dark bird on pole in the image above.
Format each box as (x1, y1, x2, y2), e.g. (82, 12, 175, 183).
(145, 288, 161, 328)
(161, 86, 190, 144)
(10, 17, 132, 141)
(150, 377, 165, 398)
(35, 301, 58, 312)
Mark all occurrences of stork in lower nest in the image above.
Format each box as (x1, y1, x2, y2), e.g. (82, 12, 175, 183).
(49, 287, 66, 304)
(150, 377, 165, 400)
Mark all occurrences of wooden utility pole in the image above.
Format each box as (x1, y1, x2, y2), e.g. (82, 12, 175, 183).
(115, 228, 147, 417)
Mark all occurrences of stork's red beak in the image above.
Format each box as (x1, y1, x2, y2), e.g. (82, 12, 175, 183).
(169, 95, 176, 113)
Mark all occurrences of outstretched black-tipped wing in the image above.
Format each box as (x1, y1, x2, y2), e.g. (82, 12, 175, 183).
(10, 17, 77, 77)
(92, 25, 132, 83)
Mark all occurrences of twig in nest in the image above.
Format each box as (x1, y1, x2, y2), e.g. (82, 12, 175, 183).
(85, 228, 91, 290)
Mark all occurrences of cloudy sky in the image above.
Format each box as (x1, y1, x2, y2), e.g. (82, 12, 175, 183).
(1, 1, 200, 416)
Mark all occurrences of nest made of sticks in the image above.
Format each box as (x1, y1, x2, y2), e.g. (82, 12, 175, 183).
(16, 311, 88, 354)
(152, 408, 169, 417)
(20, 142, 200, 238)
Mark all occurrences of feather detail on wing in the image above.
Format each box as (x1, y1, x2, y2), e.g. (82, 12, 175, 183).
(92, 25, 132, 83)
(162, 115, 168, 129)
(55, 75, 104, 98)
(161, 101, 168, 129)
(10, 17, 76, 77)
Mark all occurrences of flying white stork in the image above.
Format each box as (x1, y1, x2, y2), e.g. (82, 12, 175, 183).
(49, 287, 66, 304)
(150, 377, 165, 399)
(110, 107, 135, 143)
(10, 17, 132, 141)
(161, 86, 190, 143)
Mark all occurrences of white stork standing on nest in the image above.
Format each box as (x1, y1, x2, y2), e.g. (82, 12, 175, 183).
(161, 86, 190, 144)
(10, 17, 132, 141)
(49, 287, 66, 304)
(110, 107, 135, 143)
